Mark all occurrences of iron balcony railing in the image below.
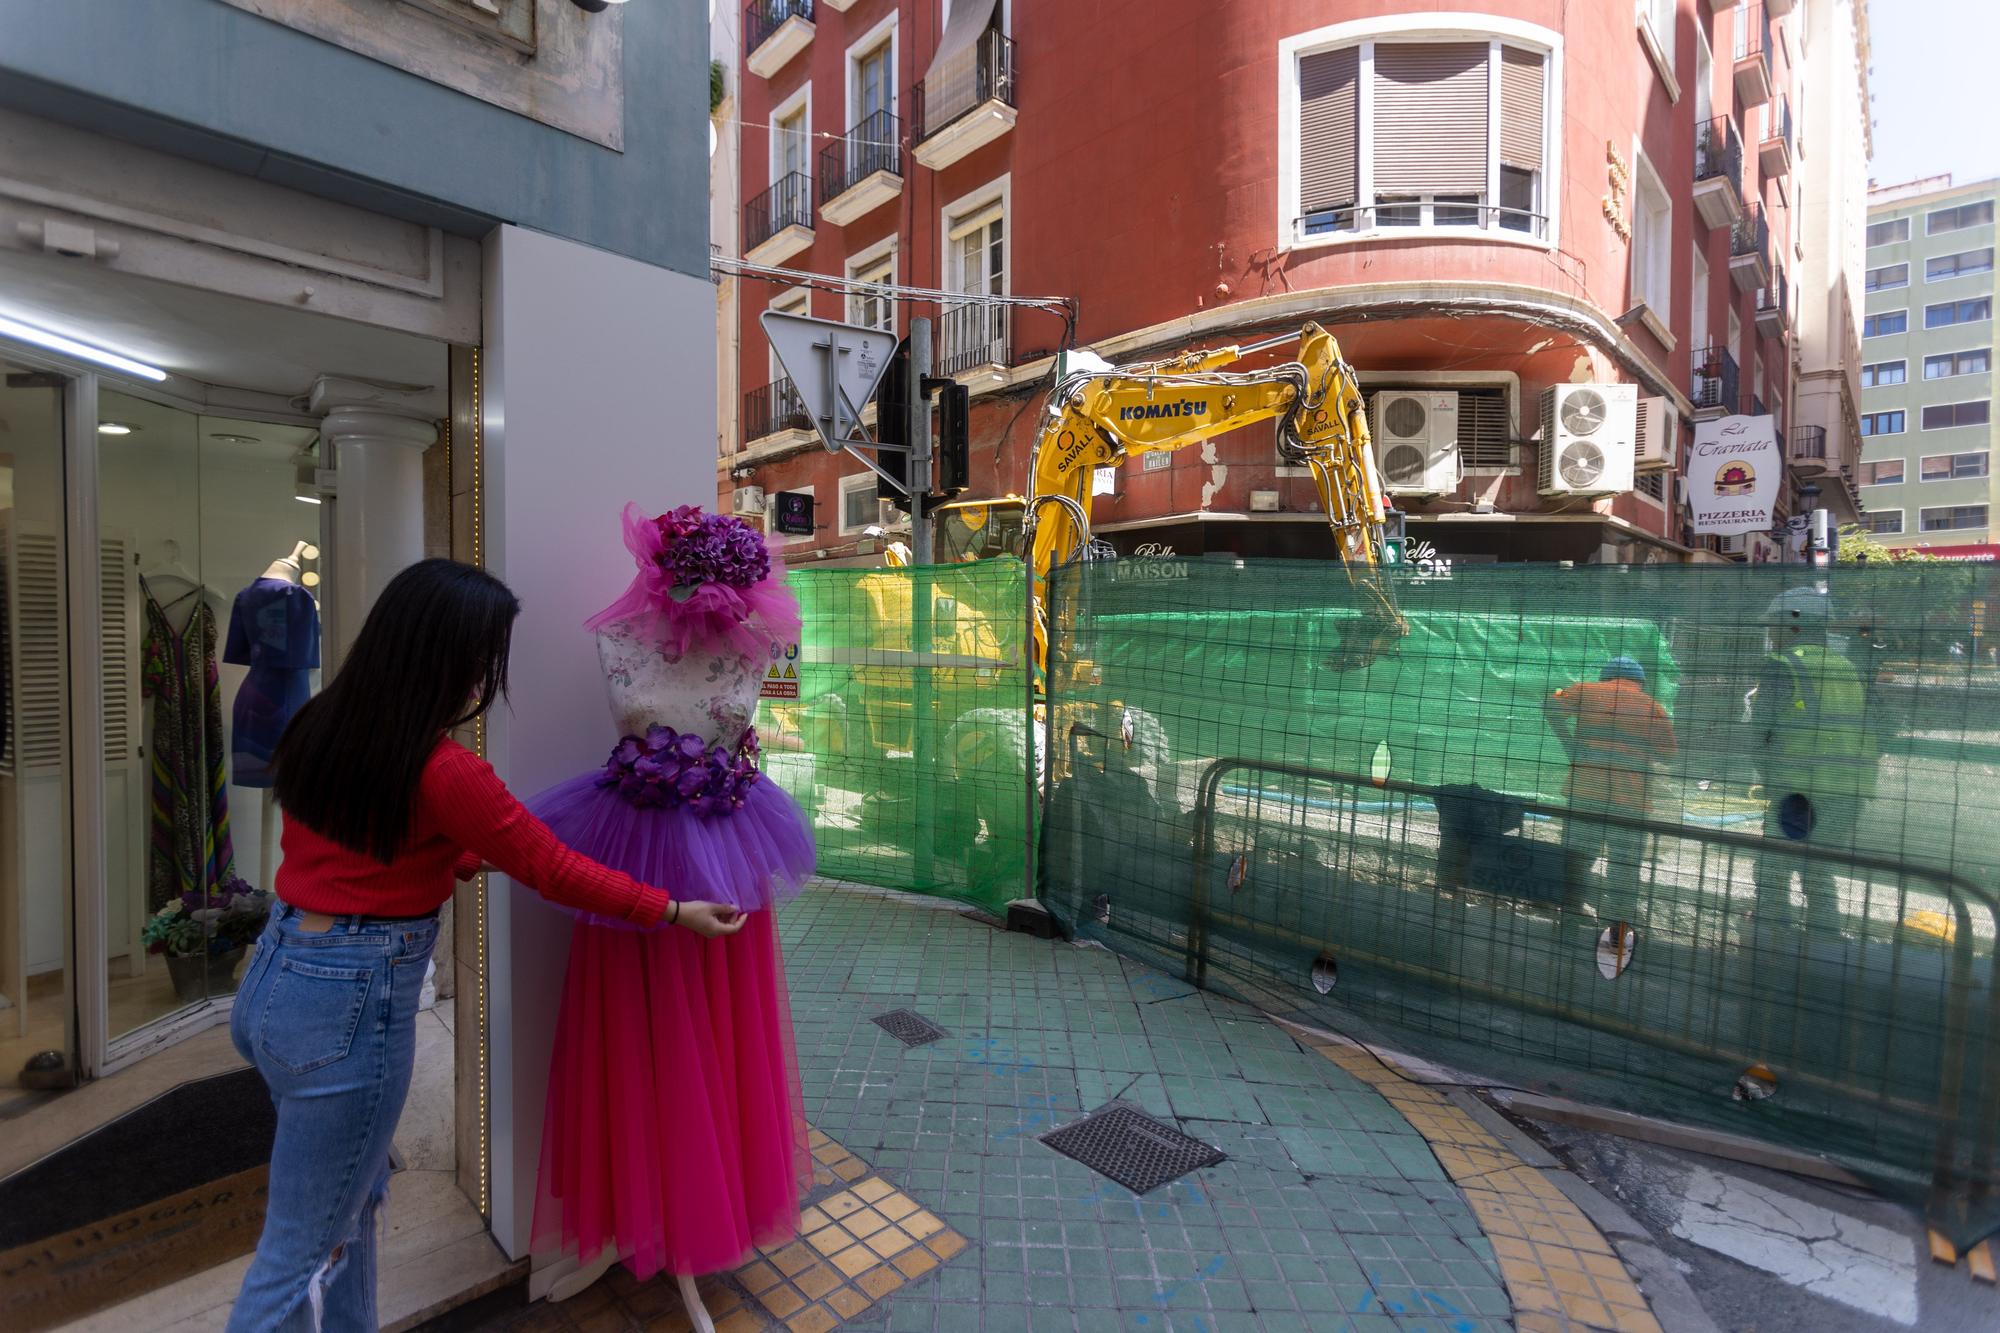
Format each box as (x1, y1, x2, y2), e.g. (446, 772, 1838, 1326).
(914, 28, 1016, 142)
(818, 110, 902, 205)
(1735, 2, 1772, 71)
(1695, 116, 1744, 198)
(936, 302, 1010, 376)
(1790, 425, 1828, 463)
(1733, 202, 1771, 265)
(746, 0, 812, 56)
(745, 170, 813, 251)
(1766, 96, 1794, 151)
(1759, 267, 1790, 325)
(1691, 344, 1740, 412)
(743, 377, 809, 444)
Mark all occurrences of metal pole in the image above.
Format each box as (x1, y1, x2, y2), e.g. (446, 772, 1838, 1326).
(908, 318, 934, 567)
(908, 318, 936, 891)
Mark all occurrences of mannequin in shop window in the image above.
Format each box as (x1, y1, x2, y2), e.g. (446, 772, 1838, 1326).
(225, 541, 322, 882)
(525, 504, 813, 1325)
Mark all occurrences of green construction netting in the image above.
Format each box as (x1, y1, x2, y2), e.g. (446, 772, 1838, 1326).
(756, 560, 1034, 913)
(1039, 556, 2000, 1246)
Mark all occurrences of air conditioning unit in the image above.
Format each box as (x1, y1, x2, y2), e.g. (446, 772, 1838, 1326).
(1635, 395, 1675, 471)
(731, 485, 767, 518)
(1538, 384, 1639, 496)
(1370, 390, 1460, 495)
(1717, 533, 1749, 556)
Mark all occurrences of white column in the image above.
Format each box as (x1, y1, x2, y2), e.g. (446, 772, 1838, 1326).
(308, 376, 437, 665)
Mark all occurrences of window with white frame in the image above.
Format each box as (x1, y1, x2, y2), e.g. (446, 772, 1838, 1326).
(1929, 200, 1996, 235)
(1921, 451, 1990, 481)
(1860, 510, 1904, 536)
(1629, 155, 1673, 328)
(1928, 298, 1993, 329)
(1288, 32, 1554, 241)
(1866, 217, 1910, 247)
(843, 13, 899, 186)
(1636, 0, 1675, 81)
(1866, 262, 1910, 291)
(773, 97, 809, 182)
(767, 288, 807, 384)
(1860, 360, 1906, 388)
(1922, 504, 1988, 532)
(940, 184, 1008, 373)
(846, 240, 897, 333)
(1922, 400, 1992, 431)
(1863, 310, 1908, 338)
(1926, 348, 1992, 379)
(1927, 248, 1995, 282)
(1859, 459, 1904, 486)
(839, 473, 881, 533)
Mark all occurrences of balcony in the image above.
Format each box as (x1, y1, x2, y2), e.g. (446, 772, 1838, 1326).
(1757, 267, 1789, 338)
(818, 111, 904, 226)
(1759, 96, 1794, 178)
(1692, 117, 1746, 231)
(745, 171, 814, 265)
(913, 29, 1017, 170)
(1691, 344, 1740, 416)
(936, 302, 1010, 379)
(1734, 4, 1773, 108)
(1789, 425, 1831, 474)
(1766, 0, 1795, 15)
(1730, 203, 1771, 293)
(743, 377, 810, 446)
(745, 0, 813, 80)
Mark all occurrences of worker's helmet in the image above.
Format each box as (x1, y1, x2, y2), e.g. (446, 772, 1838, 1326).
(1762, 585, 1833, 629)
(1600, 656, 1646, 685)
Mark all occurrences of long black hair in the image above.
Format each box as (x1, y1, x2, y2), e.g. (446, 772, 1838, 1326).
(273, 559, 520, 862)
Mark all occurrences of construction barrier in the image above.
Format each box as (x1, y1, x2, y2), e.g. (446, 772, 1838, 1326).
(1039, 555, 2000, 1247)
(756, 559, 1035, 913)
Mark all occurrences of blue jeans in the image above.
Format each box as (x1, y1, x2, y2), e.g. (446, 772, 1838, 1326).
(227, 902, 438, 1332)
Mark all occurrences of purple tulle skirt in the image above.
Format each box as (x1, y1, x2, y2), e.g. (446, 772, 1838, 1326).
(526, 771, 815, 927)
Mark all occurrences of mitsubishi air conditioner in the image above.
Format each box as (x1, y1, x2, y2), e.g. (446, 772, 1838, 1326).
(1538, 384, 1639, 496)
(1635, 395, 1675, 471)
(731, 486, 767, 518)
(1370, 390, 1460, 496)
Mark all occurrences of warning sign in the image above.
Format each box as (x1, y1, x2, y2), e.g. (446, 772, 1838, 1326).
(760, 642, 801, 700)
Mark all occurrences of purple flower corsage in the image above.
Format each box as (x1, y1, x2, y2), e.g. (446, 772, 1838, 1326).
(598, 724, 762, 817)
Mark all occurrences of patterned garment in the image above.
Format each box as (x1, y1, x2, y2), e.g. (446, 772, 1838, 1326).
(142, 577, 236, 911)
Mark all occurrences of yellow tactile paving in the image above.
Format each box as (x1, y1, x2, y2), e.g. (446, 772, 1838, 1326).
(723, 1129, 970, 1332)
(1302, 1031, 1663, 1333)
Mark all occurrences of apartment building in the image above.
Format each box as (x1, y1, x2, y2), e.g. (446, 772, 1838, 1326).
(722, 0, 1869, 566)
(1856, 175, 1999, 551)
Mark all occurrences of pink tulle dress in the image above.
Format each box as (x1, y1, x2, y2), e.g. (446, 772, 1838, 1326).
(527, 506, 814, 1279)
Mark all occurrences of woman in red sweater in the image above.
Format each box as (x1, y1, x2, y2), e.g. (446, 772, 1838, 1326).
(224, 559, 743, 1332)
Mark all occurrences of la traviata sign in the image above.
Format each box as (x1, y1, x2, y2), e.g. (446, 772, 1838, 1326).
(1687, 415, 1781, 536)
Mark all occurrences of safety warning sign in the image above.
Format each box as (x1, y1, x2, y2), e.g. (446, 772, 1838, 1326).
(760, 643, 801, 700)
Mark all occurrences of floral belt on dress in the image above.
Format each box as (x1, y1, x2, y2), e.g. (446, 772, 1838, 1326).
(597, 725, 761, 816)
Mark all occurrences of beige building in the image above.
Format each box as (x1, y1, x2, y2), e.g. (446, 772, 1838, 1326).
(1789, 0, 1873, 539)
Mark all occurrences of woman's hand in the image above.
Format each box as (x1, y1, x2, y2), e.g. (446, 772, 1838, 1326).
(671, 899, 748, 938)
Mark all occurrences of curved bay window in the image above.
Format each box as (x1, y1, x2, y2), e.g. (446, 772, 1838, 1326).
(1285, 26, 1555, 244)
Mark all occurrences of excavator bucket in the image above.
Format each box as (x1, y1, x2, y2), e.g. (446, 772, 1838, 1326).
(1323, 607, 1411, 673)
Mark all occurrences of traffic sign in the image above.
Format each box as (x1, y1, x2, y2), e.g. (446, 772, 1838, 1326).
(760, 311, 898, 453)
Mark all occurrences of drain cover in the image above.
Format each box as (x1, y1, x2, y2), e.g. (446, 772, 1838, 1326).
(1040, 1102, 1225, 1195)
(872, 1009, 949, 1047)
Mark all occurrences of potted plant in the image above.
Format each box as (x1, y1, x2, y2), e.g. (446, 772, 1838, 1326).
(143, 878, 272, 1004)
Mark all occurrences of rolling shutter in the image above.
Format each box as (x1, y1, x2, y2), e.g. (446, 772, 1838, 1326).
(1373, 42, 1489, 195)
(1499, 46, 1546, 173)
(1298, 47, 1360, 214)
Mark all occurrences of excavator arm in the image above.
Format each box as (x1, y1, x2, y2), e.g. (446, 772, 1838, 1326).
(1022, 322, 1406, 682)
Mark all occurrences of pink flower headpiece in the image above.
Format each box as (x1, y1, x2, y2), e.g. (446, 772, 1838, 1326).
(584, 503, 801, 660)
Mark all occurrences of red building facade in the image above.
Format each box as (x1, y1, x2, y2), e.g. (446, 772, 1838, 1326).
(725, 0, 1839, 566)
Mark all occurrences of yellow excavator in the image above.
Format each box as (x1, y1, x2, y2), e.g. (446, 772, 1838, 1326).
(936, 320, 1407, 684)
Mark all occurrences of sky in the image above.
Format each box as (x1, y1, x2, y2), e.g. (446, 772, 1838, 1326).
(1865, 0, 2000, 188)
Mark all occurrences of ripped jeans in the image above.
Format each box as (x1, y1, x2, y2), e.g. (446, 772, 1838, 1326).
(227, 902, 438, 1332)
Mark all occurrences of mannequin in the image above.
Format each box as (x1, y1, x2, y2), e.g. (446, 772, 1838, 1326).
(524, 505, 813, 1325)
(224, 541, 321, 881)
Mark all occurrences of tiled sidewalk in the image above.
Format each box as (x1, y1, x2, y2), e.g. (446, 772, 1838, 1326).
(483, 882, 1625, 1332)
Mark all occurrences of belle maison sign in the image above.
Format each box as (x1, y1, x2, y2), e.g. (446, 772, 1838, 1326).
(220, 0, 624, 148)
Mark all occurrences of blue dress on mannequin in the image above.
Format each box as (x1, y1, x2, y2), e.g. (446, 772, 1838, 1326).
(223, 578, 320, 788)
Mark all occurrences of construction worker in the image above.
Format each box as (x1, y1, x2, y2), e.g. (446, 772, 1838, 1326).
(1751, 588, 1881, 938)
(1544, 657, 1679, 924)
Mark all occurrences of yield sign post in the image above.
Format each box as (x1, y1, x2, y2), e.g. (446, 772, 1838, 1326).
(760, 311, 899, 457)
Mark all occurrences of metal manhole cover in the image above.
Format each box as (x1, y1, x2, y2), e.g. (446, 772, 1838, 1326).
(1040, 1102, 1225, 1195)
(872, 1009, 949, 1047)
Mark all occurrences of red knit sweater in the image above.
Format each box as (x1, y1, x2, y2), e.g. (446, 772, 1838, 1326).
(274, 738, 670, 925)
